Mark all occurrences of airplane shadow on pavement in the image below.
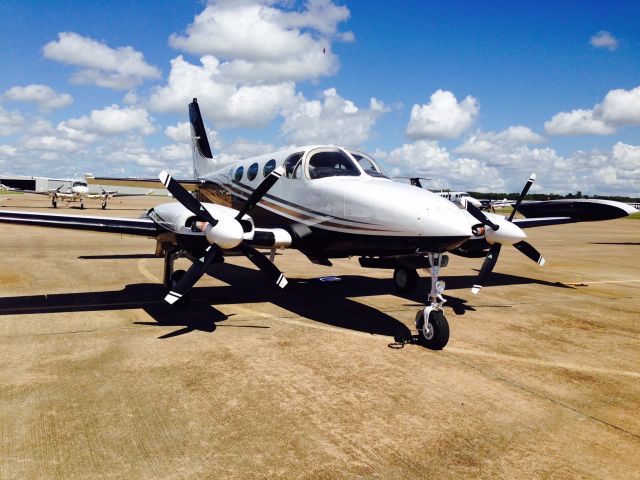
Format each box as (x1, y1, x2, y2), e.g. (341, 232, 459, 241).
(0, 262, 572, 340)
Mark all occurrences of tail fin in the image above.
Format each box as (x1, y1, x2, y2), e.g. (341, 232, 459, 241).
(189, 98, 215, 179)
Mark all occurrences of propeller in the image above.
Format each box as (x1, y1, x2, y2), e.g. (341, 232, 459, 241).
(160, 168, 287, 304)
(468, 173, 545, 294)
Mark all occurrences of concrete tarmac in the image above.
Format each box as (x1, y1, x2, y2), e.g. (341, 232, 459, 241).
(1, 194, 639, 479)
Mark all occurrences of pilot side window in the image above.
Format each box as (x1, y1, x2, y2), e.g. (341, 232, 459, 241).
(348, 151, 387, 178)
(284, 153, 304, 179)
(308, 150, 360, 179)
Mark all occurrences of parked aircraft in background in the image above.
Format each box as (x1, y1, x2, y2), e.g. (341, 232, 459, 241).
(395, 176, 483, 209)
(0, 179, 153, 209)
(0, 99, 636, 350)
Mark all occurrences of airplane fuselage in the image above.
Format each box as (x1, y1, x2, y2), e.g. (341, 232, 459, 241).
(191, 146, 473, 258)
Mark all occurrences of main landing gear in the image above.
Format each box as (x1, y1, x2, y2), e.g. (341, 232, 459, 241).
(415, 253, 450, 350)
(80, 199, 85, 210)
(51, 198, 57, 208)
(163, 249, 189, 305)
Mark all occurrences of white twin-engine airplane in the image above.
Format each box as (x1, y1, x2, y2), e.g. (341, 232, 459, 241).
(0, 179, 152, 209)
(0, 98, 636, 350)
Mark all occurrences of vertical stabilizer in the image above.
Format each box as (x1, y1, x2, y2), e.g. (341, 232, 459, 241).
(189, 98, 215, 179)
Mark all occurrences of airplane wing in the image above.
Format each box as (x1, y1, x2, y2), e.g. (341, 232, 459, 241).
(516, 199, 637, 222)
(0, 210, 160, 237)
(86, 176, 201, 192)
(86, 190, 154, 199)
(506, 199, 637, 229)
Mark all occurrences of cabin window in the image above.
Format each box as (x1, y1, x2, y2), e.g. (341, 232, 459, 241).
(247, 162, 259, 181)
(263, 159, 276, 177)
(234, 166, 244, 183)
(347, 150, 387, 178)
(308, 149, 360, 179)
(284, 152, 304, 179)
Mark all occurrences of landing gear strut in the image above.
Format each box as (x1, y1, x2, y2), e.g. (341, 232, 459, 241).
(102, 200, 107, 210)
(51, 196, 57, 208)
(163, 249, 189, 305)
(80, 199, 85, 210)
(415, 253, 450, 350)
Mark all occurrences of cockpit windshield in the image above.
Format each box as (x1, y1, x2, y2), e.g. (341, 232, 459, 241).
(72, 181, 87, 187)
(308, 149, 361, 179)
(347, 149, 388, 178)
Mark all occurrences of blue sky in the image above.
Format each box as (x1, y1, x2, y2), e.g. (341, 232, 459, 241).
(0, 0, 638, 195)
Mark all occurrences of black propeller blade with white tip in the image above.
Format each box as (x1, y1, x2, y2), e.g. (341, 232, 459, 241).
(165, 245, 219, 304)
(466, 201, 500, 231)
(508, 173, 536, 222)
(470, 173, 545, 294)
(471, 244, 501, 294)
(158, 169, 287, 303)
(160, 170, 218, 227)
(235, 166, 284, 221)
(513, 240, 545, 266)
(239, 243, 288, 289)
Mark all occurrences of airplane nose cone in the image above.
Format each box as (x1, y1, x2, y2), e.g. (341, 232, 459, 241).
(418, 201, 472, 248)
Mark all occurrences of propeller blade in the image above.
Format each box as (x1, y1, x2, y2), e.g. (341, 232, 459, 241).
(159, 170, 218, 227)
(513, 240, 545, 266)
(508, 173, 536, 222)
(238, 243, 288, 288)
(471, 243, 502, 294)
(235, 166, 284, 221)
(466, 201, 500, 231)
(164, 246, 219, 304)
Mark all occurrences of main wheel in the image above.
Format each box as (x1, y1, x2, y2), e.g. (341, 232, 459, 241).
(168, 269, 190, 305)
(102, 201, 107, 210)
(52, 200, 57, 208)
(393, 268, 418, 292)
(415, 309, 449, 350)
(80, 202, 85, 210)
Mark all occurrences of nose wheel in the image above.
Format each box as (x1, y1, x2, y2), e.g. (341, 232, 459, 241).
(415, 308, 449, 350)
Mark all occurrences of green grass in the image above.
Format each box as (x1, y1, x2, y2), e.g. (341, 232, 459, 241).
(628, 212, 640, 220)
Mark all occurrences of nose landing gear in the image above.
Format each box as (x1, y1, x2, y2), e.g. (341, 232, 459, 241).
(415, 253, 450, 350)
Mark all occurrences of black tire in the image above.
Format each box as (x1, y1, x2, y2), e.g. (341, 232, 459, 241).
(168, 269, 190, 305)
(393, 268, 418, 292)
(80, 203, 85, 210)
(415, 309, 449, 350)
(102, 202, 107, 210)
(52, 200, 57, 208)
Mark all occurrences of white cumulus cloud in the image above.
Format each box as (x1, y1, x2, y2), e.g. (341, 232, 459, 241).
(42, 32, 161, 90)
(456, 126, 545, 162)
(280, 88, 386, 146)
(378, 140, 505, 192)
(590, 31, 618, 51)
(0, 106, 24, 136)
(3, 84, 73, 110)
(406, 90, 479, 139)
(168, 0, 350, 83)
(545, 86, 640, 135)
(65, 105, 156, 135)
(148, 55, 298, 127)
